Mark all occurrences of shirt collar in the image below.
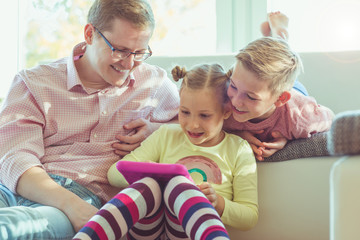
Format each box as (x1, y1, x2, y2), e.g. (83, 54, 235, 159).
(66, 42, 136, 93)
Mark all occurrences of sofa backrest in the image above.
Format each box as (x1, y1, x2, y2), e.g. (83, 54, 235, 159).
(147, 51, 360, 114)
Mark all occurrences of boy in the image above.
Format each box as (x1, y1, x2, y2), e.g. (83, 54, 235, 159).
(225, 36, 334, 161)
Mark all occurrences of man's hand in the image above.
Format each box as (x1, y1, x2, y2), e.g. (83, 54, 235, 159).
(62, 196, 99, 232)
(112, 118, 161, 157)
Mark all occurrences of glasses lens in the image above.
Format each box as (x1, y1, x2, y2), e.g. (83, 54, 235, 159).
(134, 53, 149, 61)
(112, 50, 151, 61)
(112, 50, 129, 59)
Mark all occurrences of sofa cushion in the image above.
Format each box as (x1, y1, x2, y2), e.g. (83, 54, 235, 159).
(264, 132, 329, 162)
(327, 110, 360, 155)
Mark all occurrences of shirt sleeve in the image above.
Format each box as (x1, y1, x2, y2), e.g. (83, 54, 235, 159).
(221, 140, 259, 230)
(289, 92, 335, 139)
(0, 74, 46, 192)
(150, 67, 179, 122)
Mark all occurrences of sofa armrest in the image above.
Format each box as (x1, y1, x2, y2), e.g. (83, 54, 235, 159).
(264, 132, 329, 162)
(330, 155, 360, 240)
(327, 110, 360, 155)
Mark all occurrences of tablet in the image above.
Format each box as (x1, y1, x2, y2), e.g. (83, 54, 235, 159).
(116, 161, 193, 185)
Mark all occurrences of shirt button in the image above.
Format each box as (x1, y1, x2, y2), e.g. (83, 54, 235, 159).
(94, 133, 98, 138)
(101, 90, 107, 94)
(102, 110, 107, 115)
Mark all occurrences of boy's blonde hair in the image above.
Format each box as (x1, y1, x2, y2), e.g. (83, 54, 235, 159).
(235, 37, 303, 94)
(171, 64, 230, 105)
(88, 0, 155, 32)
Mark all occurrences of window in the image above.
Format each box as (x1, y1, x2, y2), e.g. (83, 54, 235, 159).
(267, 0, 360, 52)
(0, 0, 223, 99)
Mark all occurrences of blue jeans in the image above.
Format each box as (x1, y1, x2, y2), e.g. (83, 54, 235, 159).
(0, 174, 102, 240)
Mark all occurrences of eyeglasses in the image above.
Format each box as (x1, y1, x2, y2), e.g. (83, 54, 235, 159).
(94, 26, 152, 62)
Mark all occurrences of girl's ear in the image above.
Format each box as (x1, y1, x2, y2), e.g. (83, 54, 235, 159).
(223, 101, 232, 120)
(275, 91, 291, 107)
(84, 24, 94, 44)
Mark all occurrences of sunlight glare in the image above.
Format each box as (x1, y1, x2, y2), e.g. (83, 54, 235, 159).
(317, 1, 360, 52)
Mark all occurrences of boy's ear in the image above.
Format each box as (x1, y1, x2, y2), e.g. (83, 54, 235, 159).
(275, 91, 291, 107)
(223, 101, 232, 120)
(84, 24, 94, 44)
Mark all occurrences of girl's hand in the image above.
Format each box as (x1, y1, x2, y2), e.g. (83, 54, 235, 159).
(198, 182, 225, 216)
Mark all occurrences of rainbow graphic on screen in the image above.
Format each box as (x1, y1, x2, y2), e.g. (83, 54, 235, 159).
(176, 155, 222, 185)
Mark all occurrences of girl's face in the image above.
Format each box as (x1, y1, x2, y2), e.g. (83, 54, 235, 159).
(179, 87, 231, 147)
(227, 61, 279, 123)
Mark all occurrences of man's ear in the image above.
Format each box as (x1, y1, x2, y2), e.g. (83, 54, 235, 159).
(84, 24, 94, 44)
(275, 91, 291, 107)
(223, 101, 232, 120)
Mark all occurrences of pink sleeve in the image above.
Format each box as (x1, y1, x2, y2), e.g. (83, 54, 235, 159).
(150, 67, 179, 122)
(0, 74, 45, 193)
(288, 93, 335, 139)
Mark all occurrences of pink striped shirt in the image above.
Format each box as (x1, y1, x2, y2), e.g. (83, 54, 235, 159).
(224, 90, 334, 142)
(0, 42, 179, 203)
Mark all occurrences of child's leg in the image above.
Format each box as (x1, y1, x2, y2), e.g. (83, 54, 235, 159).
(73, 177, 164, 240)
(260, 11, 289, 41)
(163, 176, 229, 240)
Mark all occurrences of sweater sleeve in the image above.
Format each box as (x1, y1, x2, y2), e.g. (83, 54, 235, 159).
(288, 91, 335, 139)
(221, 140, 259, 230)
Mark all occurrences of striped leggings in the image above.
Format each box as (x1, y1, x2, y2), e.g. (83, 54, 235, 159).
(73, 176, 229, 240)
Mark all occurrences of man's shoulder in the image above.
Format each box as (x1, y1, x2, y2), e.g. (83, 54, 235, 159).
(19, 57, 68, 82)
(134, 62, 167, 77)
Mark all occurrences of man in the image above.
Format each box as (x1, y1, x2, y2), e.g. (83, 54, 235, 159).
(0, 0, 179, 239)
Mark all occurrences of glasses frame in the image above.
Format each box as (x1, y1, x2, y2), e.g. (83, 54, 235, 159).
(93, 26, 152, 62)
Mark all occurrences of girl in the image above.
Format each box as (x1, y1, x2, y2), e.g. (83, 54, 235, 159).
(74, 64, 258, 240)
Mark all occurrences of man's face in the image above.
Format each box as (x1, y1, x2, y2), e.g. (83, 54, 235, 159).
(86, 18, 153, 88)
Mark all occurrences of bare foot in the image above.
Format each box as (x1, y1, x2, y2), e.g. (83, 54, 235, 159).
(260, 11, 289, 41)
(260, 21, 271, 37)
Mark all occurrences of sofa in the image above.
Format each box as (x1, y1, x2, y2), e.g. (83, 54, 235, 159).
(147, 50, 360, 240)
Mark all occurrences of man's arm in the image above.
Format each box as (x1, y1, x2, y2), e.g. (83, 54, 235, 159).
(17, 167, 99, 232)
(112, 116, 178, 157)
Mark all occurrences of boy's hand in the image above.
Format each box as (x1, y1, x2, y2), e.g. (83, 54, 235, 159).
(236, 130, 287, 161)
(259, 131, 288, 160)
(237, 130, 265, 160)
(112, 119, 160, 157)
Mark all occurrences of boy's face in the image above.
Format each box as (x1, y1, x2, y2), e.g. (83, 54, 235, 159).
(85, 18, 152, 88)
(227, 62, 279, 123)
(179, 87, 231, 147)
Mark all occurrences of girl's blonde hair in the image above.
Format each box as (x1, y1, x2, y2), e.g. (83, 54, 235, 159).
(88, 0, 155, 32)
(171, 63, 230, 105)
(235, 37, 303, 94)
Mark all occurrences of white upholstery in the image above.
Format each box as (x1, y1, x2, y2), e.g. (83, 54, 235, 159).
(330, 156, 360, 240)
